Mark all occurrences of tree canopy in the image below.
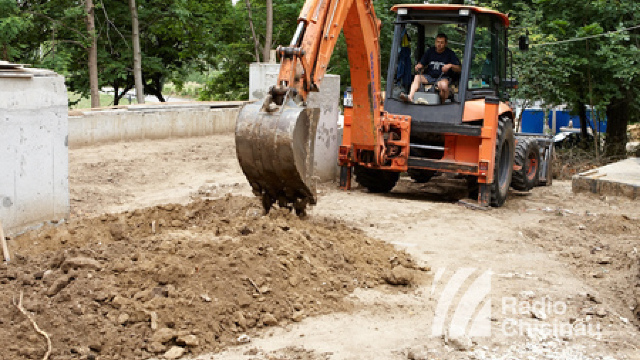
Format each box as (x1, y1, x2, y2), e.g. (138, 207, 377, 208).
(3, 0, 638, 153)
(4, 0, 233, 105)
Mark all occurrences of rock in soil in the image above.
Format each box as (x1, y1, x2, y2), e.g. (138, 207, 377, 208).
(164, 346, 185, 359)
(176, 334, 199, 347)
(152, 328, 177, 344)
(384, 266, 415, 285)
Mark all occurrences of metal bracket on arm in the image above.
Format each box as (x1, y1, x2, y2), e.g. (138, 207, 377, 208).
(276, 38, 314, 100)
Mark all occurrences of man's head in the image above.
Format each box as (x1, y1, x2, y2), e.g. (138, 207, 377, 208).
(435, 33, 448, 53)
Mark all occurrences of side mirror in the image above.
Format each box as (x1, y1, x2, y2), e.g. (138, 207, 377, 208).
(519, 34, 530, 51)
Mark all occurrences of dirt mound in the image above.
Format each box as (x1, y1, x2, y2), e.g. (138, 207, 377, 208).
(0, 196, 426, 360)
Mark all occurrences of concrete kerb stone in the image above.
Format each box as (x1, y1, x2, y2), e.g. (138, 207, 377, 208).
(68, 102, 246, 148)
(572, 158, 640, 200)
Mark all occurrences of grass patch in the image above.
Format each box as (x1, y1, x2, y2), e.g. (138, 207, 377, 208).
(68, 92, 139, 109)
(162, 81, 204, 99)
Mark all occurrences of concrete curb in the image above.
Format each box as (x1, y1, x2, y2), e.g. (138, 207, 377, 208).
(68, 102, 248, 149)
(571, 158, 640, 200)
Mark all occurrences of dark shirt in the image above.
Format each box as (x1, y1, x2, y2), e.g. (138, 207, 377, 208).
(419, 47, 460, 79)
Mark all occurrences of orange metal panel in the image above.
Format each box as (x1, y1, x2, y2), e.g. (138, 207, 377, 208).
(341, 107, 353, 146)
(296, 0, 331, 93)
(314, 0, 355, 86)
(380, 113, 410, 171)
(463, 99, 513, 122)
(443, 135, 456, 160)
(342, 0, 382, 149)
(478, 101, 499, 184)
(300, 0, 322, 22)
(449, 135, 482, 166)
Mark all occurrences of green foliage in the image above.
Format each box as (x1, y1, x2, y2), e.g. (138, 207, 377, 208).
(7, 0, 639, 139)
(499, 0, 639, 154)
(200, 0, 305, 101)
(199, 42, 253, 101)
(326, 0, 400, 97)
(10, 0, 233, 103)
(202, 0, 413, 101)
(0, 0, 32, 60)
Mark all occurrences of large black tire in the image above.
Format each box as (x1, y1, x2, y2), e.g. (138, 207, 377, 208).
(408, 169, 436, 183)
(511, 138, 540, 191)
(354, 166, 399, 193)
(490, 116, 515, 207)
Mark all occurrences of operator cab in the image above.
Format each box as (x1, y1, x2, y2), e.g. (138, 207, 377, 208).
(385, 5, 510, 126)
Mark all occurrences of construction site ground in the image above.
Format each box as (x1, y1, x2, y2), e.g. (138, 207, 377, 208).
(2, 134, 639, 360)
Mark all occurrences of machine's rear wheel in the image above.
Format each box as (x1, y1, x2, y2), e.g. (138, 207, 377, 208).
(354, 166, 399, 193)
(490, 116, 515, 207)
(511, 138, 540, 191)
(408, 169, 436, 183)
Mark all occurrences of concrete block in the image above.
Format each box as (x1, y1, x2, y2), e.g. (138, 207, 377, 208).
(0, 70, 69, 235)
(68, 104, 241, 148)
(308, 75, 340, 182)
(249, 63, 280, 101)
(249, 63, 340, 182)
(572, 158, 640, 200)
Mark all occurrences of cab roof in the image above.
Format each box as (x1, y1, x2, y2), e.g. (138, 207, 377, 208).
(390, 4, 509, 27)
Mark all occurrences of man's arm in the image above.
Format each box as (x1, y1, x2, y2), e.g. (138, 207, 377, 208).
(443, 50, 461, 73)
(443, 63, 461, 73)
(415, 48, 432, 72)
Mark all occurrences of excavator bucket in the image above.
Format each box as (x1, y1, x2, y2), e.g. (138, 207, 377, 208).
(235, 97, 319, 215)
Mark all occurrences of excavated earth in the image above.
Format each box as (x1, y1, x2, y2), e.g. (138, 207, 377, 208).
(1, 134, 639, 360)
(0, 196, 426, 360)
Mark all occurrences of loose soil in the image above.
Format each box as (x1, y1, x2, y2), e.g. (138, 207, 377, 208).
(1, 195, 425, 360)
(0, 196, 428, 359)
(1, 134, 638, 360)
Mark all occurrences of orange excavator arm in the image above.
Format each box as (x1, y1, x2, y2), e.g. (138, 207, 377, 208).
(278, 0, 382, 106)
(235, 0, 386, 215)
(277, 0, 385, 151)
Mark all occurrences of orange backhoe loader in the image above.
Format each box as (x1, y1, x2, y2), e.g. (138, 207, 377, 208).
(235, 2, 553, 214)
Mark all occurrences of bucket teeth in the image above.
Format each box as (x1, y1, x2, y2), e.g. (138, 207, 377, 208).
(235, 98, 319, 215)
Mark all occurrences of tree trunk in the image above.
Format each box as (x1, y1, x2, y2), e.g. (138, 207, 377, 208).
(605, 91, 630, 157)
(115, 85, 134, 105)
(244, 0, 261, 62)
(129, 0, 145, 104)
(113, 78, 120, 106)
(1, 44, 8, 61)
(516, 99, 530, 132)
(85, 0, 100, 108)
(263, 0, 273, 63)
(576, 101, 588, 138)
(148, 76, 166, 102)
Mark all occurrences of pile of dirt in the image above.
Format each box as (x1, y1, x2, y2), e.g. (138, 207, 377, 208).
(522, 212, 640, 326)
(0, 195, 426, 360)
